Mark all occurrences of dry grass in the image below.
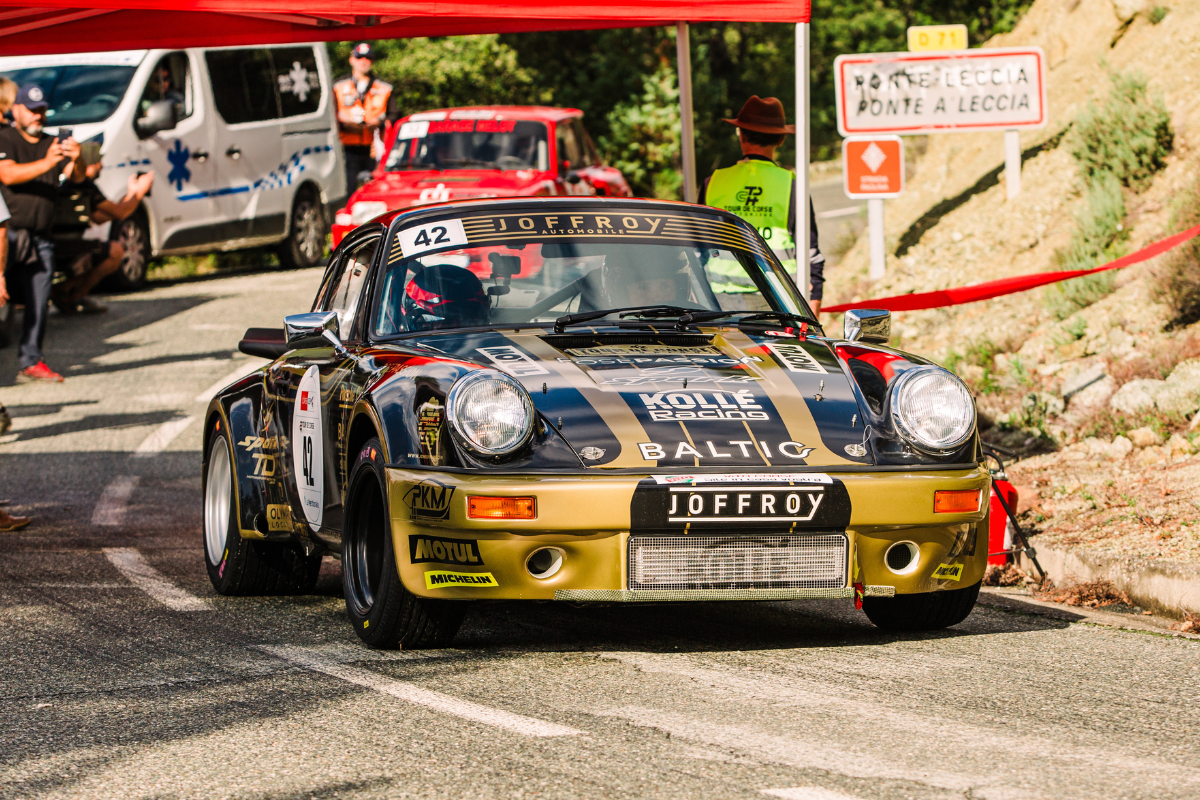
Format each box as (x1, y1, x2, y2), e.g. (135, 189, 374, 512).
(1032, 577, 1131, 608)
(1171, 612, 1200, 633)
(983, 563, 1030, 587)
(1105, 332, 1200, 387)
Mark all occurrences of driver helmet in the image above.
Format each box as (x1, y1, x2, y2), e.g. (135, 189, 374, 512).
(599, 249, 690, 308)
(403, 264, 489, 330)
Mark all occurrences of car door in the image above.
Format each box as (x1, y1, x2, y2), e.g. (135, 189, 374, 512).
(266, 227, 383, 547)
(134, 51, 220, 251)
(573, 118, 631, 197)
(203, 47, 287, 244)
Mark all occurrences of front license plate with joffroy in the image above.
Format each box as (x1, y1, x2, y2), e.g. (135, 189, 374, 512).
(629, 473, 852, 531)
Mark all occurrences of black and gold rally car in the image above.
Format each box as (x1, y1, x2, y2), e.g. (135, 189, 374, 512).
(203, 197, 990, 648)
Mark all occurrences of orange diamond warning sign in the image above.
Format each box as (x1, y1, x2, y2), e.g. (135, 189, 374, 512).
(843, 136, 904, 199)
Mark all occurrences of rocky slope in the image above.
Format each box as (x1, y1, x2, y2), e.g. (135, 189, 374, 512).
(823, 0, 1200, 567)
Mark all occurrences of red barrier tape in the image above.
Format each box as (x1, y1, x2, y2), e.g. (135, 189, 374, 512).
(822, 222, 1200, 314)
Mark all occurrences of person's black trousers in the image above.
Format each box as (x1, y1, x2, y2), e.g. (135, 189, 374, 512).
(5, 229, 54, 370)
(343, 145, 376, 194)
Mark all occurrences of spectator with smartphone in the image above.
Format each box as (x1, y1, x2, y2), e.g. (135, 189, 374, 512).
(0, 84, 85, 382)
(53, 163, 154, 314)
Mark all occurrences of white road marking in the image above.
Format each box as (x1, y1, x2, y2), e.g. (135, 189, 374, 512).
(763, 788, 865, 800)
(815, 206, 862, 219)
(132, 416, 195, 458)
(103, 548, 211, 611)
(91, 476, 139, 527)
(194, 359, 266, 403)
(21, 583, 130, 589)
(262, 645, 583, 738)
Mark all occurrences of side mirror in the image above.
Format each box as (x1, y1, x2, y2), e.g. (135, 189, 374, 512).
(844, 308, 891, 344)
(284, 311, 346, 354)
(135, 99, 177, 138)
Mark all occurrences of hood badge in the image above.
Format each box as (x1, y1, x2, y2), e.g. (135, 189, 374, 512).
(580, 447, 605, 461)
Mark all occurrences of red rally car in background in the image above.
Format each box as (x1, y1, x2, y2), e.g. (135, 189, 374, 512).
(332, 106, 632, 246)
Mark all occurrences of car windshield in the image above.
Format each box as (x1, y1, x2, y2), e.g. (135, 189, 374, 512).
(385, 119, 549, 172)
(0, 64, 137, 125)
(372, 207, 810, 336)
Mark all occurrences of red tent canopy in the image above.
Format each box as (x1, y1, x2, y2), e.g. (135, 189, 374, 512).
(0, 1, 810, 55)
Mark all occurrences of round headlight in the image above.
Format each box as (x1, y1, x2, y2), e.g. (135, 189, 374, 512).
(446, 371, 536, 456)
(889, 366, 976, 454)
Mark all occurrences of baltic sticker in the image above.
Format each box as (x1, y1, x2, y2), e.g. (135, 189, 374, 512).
(291, 365, 323, 531)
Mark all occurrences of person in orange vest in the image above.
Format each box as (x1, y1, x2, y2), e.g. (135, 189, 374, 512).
(334, 42, 398, 195)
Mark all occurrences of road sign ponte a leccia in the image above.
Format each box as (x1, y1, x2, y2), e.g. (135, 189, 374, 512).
(843, 137, 904, 199)
(834, 46, 1047, 137)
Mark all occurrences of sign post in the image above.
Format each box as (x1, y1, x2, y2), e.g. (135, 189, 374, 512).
(843, 136, 904, 281)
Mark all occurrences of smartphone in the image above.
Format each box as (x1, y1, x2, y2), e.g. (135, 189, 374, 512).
(56, 127, 74, 142)
(136, 170, 151, 197)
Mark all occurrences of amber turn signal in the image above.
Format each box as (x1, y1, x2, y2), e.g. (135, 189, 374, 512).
(467, 496, 537, 520)
(934, 490, 981, 513)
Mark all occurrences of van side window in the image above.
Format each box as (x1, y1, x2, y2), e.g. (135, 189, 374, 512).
(272, 47, 322, 118)
(323, 236, 381, 340)
(206, 49, 277, 124)
(139, 52, 193, 123)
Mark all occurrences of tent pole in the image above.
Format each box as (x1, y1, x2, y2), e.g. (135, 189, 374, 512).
(796, 21, 811, 303)
(676, 21, 698, 203)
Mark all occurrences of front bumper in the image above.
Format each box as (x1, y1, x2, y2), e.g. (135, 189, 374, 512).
(386, 466, 991, 601)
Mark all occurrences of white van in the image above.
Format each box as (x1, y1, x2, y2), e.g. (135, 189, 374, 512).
(0, 44, 346, 288)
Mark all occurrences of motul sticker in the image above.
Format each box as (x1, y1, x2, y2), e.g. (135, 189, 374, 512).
(291, 366, 323, 532)
(932, 563, 964, 581)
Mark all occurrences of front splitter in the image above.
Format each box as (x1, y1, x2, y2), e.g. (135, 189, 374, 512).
(553, 585, 897, 602)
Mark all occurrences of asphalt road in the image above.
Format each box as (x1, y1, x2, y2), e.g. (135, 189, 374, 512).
(2, 269, 1199, 800)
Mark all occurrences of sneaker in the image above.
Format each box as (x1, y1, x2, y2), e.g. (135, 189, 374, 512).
(76, 297, 108, 314)
(0, 406, 10, 435)
(16, 362, 64, 383)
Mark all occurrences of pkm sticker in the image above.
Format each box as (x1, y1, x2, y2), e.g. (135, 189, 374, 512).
(291, 365, 324, 532)
(397, 218, 469, 257)
(932, 563, 964, 581)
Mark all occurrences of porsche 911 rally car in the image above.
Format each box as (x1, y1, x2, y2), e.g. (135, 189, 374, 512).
(203, 197, 989, 648)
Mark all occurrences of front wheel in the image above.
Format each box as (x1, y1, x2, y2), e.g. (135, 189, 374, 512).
(203, 427, 321, 595)
(111, 211, 151, 290)
(862, 580, 981, 632)
(343, 438, 466, 648)
(277, 189, 328, 269)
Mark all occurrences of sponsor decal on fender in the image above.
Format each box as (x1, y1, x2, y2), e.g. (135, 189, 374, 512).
(410, 534, 483, 566)
(265, 503, 293, 532)
(637, 440, 814, 461)
(291, 366, 323, 532)
(476, 345, 548, 377)
(766, 342, 828, 374)
(638, 389, 769, 422)
(932, 563, 964, 581)
(403, 479, 456, 521)
(424, 570, 499, 589)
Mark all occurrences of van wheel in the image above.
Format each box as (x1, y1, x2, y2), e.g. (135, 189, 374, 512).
(862, 581, 981, 632)
(278, 189, 327, 269)
(342, 438, 466, 648)
(203, 427, 321, 596)
(111, 211, 151, 290)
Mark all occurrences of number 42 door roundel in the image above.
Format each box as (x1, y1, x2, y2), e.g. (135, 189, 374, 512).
(291, 365, 324, 531)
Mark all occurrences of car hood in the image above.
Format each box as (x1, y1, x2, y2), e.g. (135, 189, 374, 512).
(411, 327, 871, 469)
(350, 170, 552, 209)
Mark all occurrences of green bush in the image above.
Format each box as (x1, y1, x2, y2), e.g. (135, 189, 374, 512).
(1151, 178, 1200, 327)
(1070, 69, 1173, 191)
(1044, 172, 1127, 319)
(599, 67, 682, 199)
(1149, 6, 1169, 24)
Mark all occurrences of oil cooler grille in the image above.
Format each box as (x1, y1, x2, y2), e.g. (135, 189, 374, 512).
(628, 534, 848, 591)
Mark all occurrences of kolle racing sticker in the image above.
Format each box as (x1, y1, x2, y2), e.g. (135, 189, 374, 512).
(403, 478, 456, 521)
(291, 366, 323, 532)
(637, 389, 769, 422)
(410, 534, 484, 566)
(630, 474, 852, 531)
(424, 570, 500, 590)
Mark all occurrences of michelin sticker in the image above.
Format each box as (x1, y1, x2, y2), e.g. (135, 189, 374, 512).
(292, 366, 324, 531)
(398, 218, 468, 257)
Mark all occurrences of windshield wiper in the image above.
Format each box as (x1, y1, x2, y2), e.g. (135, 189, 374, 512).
(673, 310, 813, 331)
(553, 305, 692, 334)
(438, 158, 500, 169)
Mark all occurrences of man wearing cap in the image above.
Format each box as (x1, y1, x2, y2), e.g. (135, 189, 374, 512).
(700, 96, 826, 315)
(334, 42, 398, 195)
(0, 84, 84, 383)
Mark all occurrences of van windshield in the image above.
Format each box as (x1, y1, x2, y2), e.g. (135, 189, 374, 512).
(0, 64, 136, 125)
(385, 119, 549, 172)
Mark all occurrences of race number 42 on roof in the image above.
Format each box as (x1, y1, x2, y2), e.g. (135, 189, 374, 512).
(834, 46, 1047, 137)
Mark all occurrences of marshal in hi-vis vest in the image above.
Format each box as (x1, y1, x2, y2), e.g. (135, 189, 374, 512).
(706, 159, 796, 266)
(334, 76, 393, 147)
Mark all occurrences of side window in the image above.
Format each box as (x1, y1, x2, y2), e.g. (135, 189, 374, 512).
(273, 46, 322, 118)
(138, 52, 194, 123)
(205, 49, 278, 124)
(323, 236, 381, 339)
(573, 120, 598, 166)
(555, 122, 582, 174)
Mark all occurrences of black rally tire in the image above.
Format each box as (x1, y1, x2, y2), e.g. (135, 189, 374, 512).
(203, 426, 322, 596)
(862, 580, 982, 632)
(343, 438, 466, 649)
(277, 188, 328, 270)
(111, 211, 151, 290)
